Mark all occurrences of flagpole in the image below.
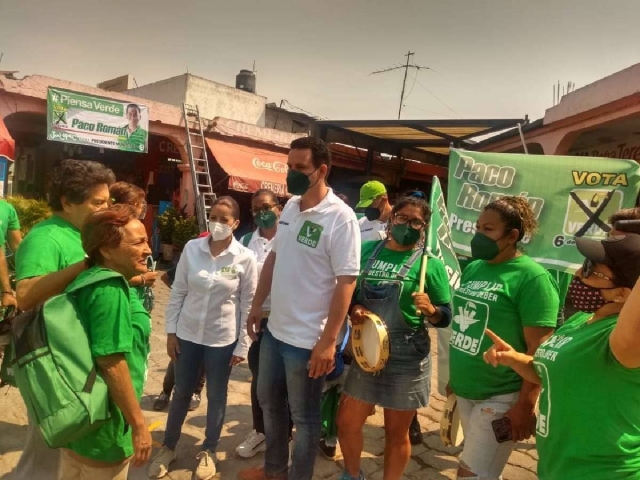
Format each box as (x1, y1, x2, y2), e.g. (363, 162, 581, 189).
(418, 245, 429, 293)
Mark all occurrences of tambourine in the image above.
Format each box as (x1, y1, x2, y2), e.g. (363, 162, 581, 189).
(351, 313, 389, 373)
(440, 393, 464, 447)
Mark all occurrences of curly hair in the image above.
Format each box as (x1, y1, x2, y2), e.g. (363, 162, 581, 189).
(484, 196, 537, 241)
(82, 204, 137, 264)
(49, 159, 115, 211)
(392, 196, 432, 223)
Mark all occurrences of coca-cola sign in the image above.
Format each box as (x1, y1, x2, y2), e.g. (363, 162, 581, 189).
(252, 157, 288, 174)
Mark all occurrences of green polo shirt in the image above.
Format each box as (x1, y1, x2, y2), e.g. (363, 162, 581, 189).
(16, 215, 85, 280)
(119, 126, 147, 152)
(0, 201, 20, 246)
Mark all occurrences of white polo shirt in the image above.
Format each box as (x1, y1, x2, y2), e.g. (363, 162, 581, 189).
(358, 216, 387, 242)
(243, 229, 274, 311)
(269, 189, 361, 349)
(165, 235, 258, 358)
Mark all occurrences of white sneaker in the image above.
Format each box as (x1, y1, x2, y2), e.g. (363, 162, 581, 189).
(194, 450, 217, 480)
(148, 446, 176, 478)
(236, 429, 266, 458)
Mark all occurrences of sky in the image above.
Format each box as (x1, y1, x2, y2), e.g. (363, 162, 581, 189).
(2, 0, 640, 123)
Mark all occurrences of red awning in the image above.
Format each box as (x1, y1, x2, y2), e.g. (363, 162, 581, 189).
(0, 117, 15, 160)
(206, 138, 289, 196)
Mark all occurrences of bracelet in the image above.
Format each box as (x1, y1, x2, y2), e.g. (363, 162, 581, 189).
(1, 291, 13, 296)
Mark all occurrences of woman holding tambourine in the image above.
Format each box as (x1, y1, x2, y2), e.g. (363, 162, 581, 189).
(336, 195, 452, 480)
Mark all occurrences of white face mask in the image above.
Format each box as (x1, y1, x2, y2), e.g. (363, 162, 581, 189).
(209, 221, 233, 241)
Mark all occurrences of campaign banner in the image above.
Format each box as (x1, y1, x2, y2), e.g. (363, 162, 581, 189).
(47, 87, 149, 153)
(427, 176, 462, 397)
(447, 149, 640, 272)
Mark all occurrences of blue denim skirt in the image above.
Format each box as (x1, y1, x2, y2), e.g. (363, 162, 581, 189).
(343, 331, 432, 410)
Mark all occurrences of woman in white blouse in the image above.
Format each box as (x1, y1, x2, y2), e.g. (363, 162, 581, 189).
(149, 196, 258, 480)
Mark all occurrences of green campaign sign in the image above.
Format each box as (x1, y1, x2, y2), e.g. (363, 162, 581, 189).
(47, 87, 149, 153)
(427, 176, 462, 397)
(447, 149, 640, 273)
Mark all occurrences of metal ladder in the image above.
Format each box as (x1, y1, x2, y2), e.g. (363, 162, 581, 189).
(182, 103, 216, 233)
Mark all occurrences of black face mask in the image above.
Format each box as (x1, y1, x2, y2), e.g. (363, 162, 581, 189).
(364, 206, 381, 221)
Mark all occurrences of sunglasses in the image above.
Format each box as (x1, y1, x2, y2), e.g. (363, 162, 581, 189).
(409, 190, 426, 199)
(581, 258, 613, 282)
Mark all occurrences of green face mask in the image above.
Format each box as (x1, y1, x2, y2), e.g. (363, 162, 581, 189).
(390, 224, 421, 246)
(470, 232, 501, 260)
(255, 210, 277, 229)
(286, 168, 318, 196)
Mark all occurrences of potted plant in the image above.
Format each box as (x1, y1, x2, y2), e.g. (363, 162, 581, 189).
(157, 207, 177, 261)
(172, 216, 199, 252)
(6, 195, 52, 236)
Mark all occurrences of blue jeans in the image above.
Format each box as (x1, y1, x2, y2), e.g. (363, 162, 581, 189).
(163, 337, 235, 451)
(258, 329, 325, 480)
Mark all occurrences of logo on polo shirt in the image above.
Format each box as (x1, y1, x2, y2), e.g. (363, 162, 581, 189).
(450, 296, 489, 355)
(297, 221, 323, 248)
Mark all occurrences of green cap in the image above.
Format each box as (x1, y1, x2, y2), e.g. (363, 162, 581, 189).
(356, 181, 387, 209)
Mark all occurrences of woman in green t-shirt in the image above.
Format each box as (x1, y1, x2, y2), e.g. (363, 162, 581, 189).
(59, 204, 153, 480)
(337, 196, 453, 480)
(448, 196, 559, 480)
(484, 234, 640, 480)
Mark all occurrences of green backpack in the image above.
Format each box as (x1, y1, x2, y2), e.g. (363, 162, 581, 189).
(8, 269, 126, 448)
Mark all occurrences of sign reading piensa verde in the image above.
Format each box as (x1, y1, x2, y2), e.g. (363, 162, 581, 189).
(447, 149, 640, 273)
(47, 87, 149, 153)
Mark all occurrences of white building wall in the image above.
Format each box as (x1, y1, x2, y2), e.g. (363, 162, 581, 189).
(125, 75, 188, 107)
(185, 75, 266, 126)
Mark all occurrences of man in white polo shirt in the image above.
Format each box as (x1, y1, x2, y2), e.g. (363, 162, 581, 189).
(356, 180, 392, 242)
(239, 137, 361, 480)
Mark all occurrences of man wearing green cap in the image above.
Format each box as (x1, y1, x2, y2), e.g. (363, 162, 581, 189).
(356, 181, 392, 242)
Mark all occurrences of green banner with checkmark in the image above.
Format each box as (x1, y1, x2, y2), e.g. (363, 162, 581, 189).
(447, 149, 640, 273)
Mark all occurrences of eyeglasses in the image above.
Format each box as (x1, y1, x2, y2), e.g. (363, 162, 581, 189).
(581, 258, 613, 282)
(394, 214, 426, 230)
(251, 204, 277, 215)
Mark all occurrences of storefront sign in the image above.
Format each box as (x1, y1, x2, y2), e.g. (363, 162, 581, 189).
(47, 87, 149, 153)
(570, 137, 640, 161)
(447, 149, 640, 272)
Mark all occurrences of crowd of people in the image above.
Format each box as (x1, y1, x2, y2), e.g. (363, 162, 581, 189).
(0, 136, 639, 480)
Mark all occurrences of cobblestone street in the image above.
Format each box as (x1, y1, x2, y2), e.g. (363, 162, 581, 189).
(0, 276, 539, 480)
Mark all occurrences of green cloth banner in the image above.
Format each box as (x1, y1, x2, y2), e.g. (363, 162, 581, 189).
(427, 176, 462, 396)
(47, 87, 149, 153)
(447, 149, 640, 272)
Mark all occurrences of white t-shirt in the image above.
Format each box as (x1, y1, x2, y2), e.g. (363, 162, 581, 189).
(243, 229, 274, 311)
(269, 189, 361, 349)
(358, 216, 387, 242)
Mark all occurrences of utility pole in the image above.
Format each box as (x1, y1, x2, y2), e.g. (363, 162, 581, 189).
(370, 51, 431, 119)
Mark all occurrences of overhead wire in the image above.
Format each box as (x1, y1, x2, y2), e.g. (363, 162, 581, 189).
(414, 77, 463, 119)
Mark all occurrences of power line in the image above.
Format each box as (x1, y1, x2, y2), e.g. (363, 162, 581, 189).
(414, 77, 462, 119)
(401, 104, 456, 118)
(370, 51, 431, 119)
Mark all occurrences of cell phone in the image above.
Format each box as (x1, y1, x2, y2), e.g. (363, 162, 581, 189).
(146, 256, 156, 272)
(491, 416, 513, 443)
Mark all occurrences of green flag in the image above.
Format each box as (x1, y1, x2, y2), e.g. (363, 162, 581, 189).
(428, 176, 462, 396)
(447, 149, 640, 273)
